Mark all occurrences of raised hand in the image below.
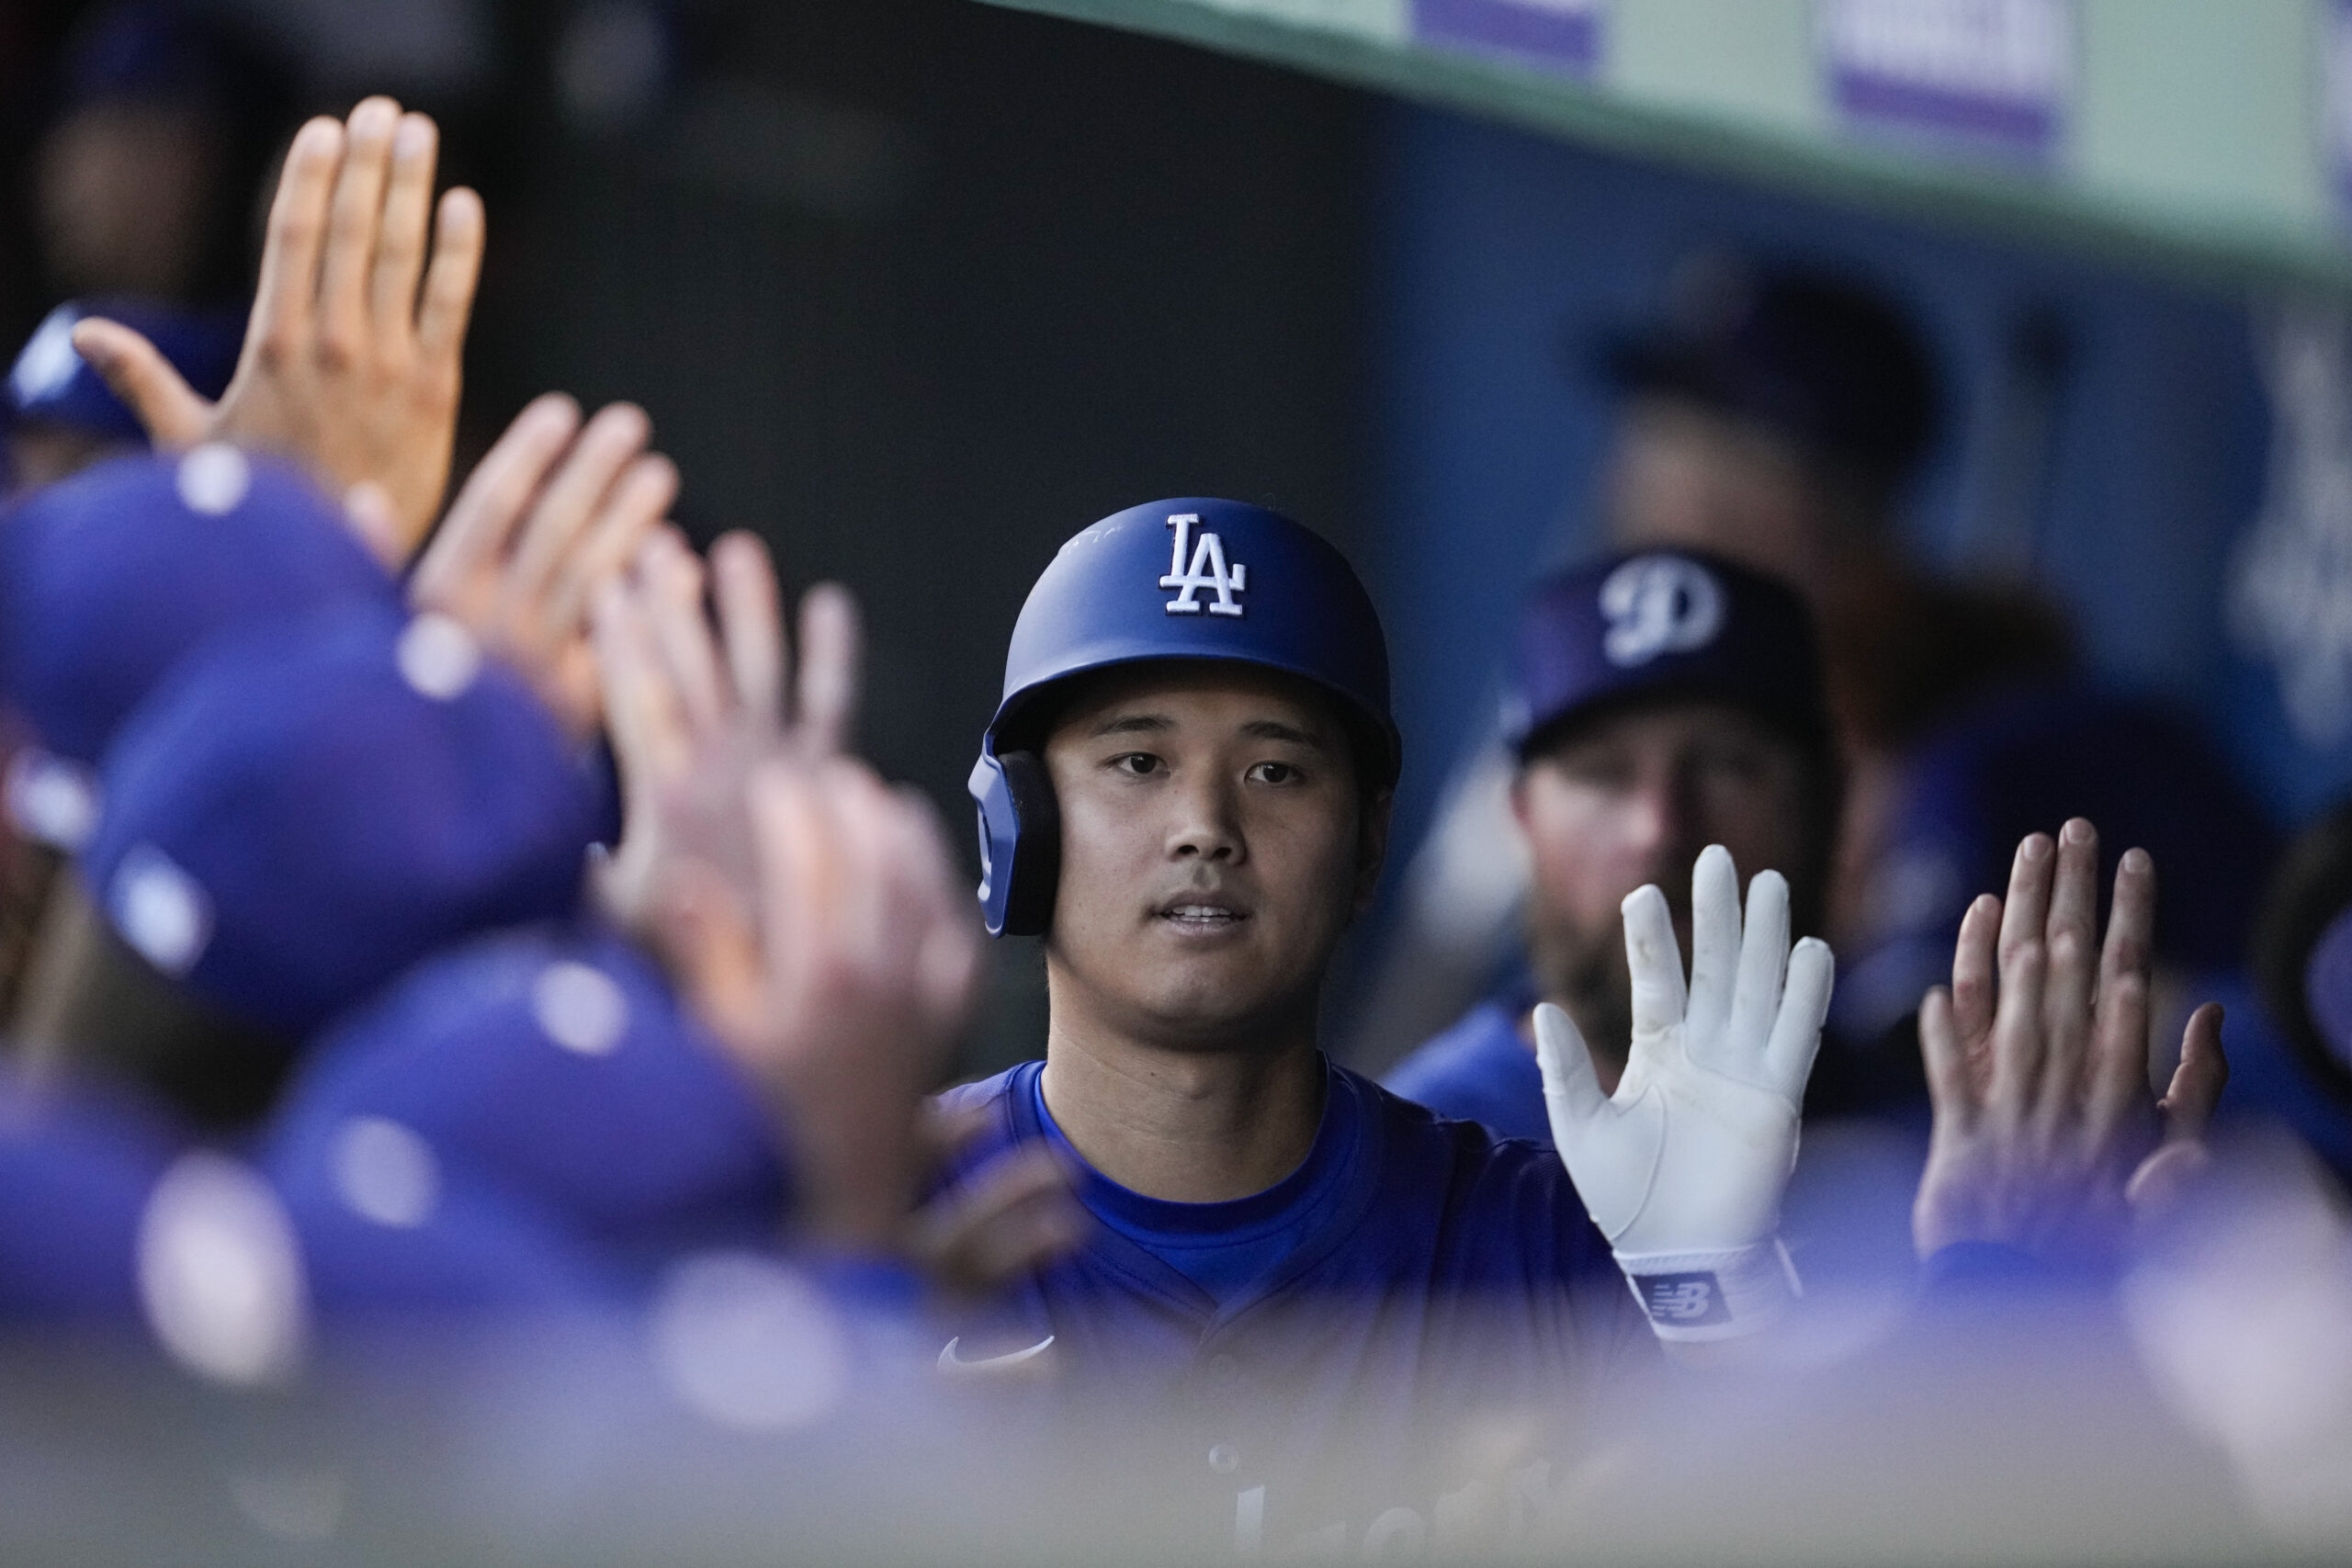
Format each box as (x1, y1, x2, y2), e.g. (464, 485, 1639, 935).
(588, 526, 859, 932)
(1913, 818, 2228, 1266)
(1536, 844, 1834, 1339)
(650, 752, 983, 1252)
(71, 97, 483, 565)
(410, 393, 676, 736)
(907, 1107, 1087, 1299)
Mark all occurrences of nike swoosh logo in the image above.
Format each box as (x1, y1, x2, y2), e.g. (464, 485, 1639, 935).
(936, 1334, 1056, 1376)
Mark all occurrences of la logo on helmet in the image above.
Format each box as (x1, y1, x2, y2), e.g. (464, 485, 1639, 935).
(1600, 555, 1723, 668)
(1160, 513, 1248, 617)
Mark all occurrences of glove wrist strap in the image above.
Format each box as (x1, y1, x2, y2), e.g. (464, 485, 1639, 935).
(1614, 1237, 1798, 1342)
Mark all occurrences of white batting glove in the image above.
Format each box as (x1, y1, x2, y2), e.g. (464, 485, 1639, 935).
(1536, 845, 1834, 1341)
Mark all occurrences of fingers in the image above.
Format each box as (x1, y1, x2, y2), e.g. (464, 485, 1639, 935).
(745, 760, 835, 1004)
(642, 533, 726, 740)
(1724, 869, 1792, 1068)
(317, 98, 403, 365)
(2086, 846, 2159, 1140)
(247, 118, 344, 364)
(414, 186, 485, 367)
(411, 392, 581, 600)
(1918, 987, 1975, 1129)
(1996, 832, 2056, 975)
(1620, 883, 1687, 1045)
(2034, 818, 2101, 1128)
(591, 567, 691, 797)
(793, 583, 863, 757)
(910, 1148, 1087, 1297)
(1682, 845, 1740, 1050)
(1949, 893, 2002, 1057)
(1987, 835, 2055, 1122)
(506, 402, 650, 599)
(368, 113, 439, 340)
(1763, 936, 1833, 1096)
(897, 787, 983, 1034)
(547, 451, 676, 637)
(1533, 1003, 1611, 1136)
(711, 533, 786, 734)
(67, 319, 212, 447)
(2158, 1002, 2228, 1145)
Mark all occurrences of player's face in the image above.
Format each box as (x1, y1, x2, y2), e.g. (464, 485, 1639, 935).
(1606, 396, 1838, 601)
(1041, 665, 1385, 1052)
(1513, 701, 1811, 1045)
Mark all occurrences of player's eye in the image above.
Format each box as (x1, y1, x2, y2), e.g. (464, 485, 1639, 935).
(1247, 761, 1302, 785)
(1110, 752, 1163, 777)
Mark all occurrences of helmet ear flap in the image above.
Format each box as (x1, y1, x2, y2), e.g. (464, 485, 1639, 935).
(967, 748, 1060, 938)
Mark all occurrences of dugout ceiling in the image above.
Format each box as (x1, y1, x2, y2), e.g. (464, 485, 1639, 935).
(973, 0, 2352, 294)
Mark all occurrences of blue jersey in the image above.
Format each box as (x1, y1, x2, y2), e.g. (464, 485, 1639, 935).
(1381, 996, 1552, 1148)
(933, 1056, 1651, 1552)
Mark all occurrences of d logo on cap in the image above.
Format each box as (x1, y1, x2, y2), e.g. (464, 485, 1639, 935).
(1600, 555, 1724, 669)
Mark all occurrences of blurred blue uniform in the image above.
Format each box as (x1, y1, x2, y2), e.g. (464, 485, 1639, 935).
(1382, 982, 1549, 1147)
(0, 1074, 182, 1316)
(266, 925, 790, 1281)
(933, 1059, 1648, 1551)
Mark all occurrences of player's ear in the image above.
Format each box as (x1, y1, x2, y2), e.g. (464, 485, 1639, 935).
(1352, 786, 1394, 916)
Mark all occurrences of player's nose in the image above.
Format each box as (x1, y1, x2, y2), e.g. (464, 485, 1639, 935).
(1165, 770, 1243, 863)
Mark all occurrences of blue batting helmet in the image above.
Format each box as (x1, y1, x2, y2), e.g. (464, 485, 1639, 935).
(968, 498, 1396, 938)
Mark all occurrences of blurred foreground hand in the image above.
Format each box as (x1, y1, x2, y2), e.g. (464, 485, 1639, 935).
(72, 96, 482, 566)
(411, 393, 675, 737)
(1913, 818, 2227, 1268)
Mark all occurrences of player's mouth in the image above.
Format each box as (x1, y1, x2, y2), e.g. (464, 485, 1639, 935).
(1156, 897, 1249, 931)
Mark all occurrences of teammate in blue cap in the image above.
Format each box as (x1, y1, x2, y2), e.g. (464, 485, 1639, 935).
(266, 924, 792, 1280)
(1385, 547, 1854, 1145)
(0, 444, 394, 852)
(939, 499, 1836, 1548)
(5, 300, 241, 497)
(52, 601, 601, 1125)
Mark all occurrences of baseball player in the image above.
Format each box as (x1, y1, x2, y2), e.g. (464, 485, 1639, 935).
(934, 498, 1835, 1548)
(1384, 548, 1860, 1145)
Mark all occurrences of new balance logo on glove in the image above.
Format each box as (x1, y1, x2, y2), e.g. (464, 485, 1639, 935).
(1633, 1271, 1730, 1326)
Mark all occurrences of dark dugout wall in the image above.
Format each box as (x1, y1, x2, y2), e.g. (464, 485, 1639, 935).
(457, 0, 1374, 1070)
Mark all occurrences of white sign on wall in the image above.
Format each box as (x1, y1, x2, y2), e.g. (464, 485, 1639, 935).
(1414, 0, 1601, 77)
(2231, 301, 2352, 750)
(1819, 0, 2073, 156)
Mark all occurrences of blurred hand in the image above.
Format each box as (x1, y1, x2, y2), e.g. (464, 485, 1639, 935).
(907, 1106, 1087, 1299)
(1913, 818, 2229, 1266)
(651, 752, 982, 1252)
(72, 97, 483, 565)
(412, 394, 675, 737)
(588, 527, 858, 931)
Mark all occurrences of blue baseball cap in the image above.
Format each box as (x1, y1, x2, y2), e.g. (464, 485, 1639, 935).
(0, 446, 394, 849)
(82, 603, 603, 1041)
(1504, 548, 1830, 760)
(268, 926, 789, 1273)
(0, 1071, 186, 1317)
(7, 300, 242, 445)
(1596, 262, 1941, 482)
